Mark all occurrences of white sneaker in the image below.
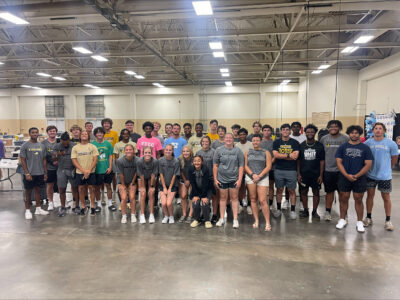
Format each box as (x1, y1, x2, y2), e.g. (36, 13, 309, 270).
(35, 207, 49, 215)
(299, 201, 304, 212)
(162, 216, 169, 224)
(324, 211, 332, 221)
(356, 221, 365, 233)
(139, 214, 146, 224)
(247, 206, 252, 215)
(131, 214, 137, 223)
(25, 210, 32, 220)
(233, 219, 239, 229)
(149, 214, 155, 224)
(336, 218, 347, 229)
(48, 202, 54, 211)
(242, 198, 248, 207)
(176, 198, 181, 205)
(281, 199, 289, 210)
(121, 215, 127, 224)
(216, 218, 225, 227)
(169, 216, 175, 224)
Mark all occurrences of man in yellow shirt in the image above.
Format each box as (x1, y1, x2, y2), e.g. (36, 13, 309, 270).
(206, 119, 219, 142)
(102, 118, 119, 147)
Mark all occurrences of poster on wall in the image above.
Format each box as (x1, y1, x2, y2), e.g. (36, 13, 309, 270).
(365, 111, 396, 139)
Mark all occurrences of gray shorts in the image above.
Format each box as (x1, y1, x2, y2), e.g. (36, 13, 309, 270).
(57, 169, 76, 189)
(366, 177, 392, 193)
(274, 169, 297, 190)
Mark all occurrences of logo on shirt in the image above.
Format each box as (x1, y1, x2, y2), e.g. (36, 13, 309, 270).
(345, 148, 362, 158)
(278, 145, 293, 154)
(304, 148, 316, 160)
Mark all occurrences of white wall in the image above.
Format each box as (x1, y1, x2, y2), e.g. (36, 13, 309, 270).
(19, 96, 45, 119)
(206, 93, 260, 119)
(0, 96, 17, 119)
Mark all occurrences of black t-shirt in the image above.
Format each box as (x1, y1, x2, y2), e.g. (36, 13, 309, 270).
(130, 132, 141, 143)
(299, 141, 325, 177)
(272, 138, 300, 171)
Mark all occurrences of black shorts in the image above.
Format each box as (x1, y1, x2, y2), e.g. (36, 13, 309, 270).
(75, 173, 96, 186)
(299, 174, 320, 191)
(23, 175, 45, 190)
(269, 170, 275, 181)
(338, 174, 367, 193)
(46, 169, 57, 184)
(366, 178, 392, 193)
(159, 185, 178, 193)
(323, 171, 340, 193)
(95, 172, 114, 185)
(218, 181, 237, 189)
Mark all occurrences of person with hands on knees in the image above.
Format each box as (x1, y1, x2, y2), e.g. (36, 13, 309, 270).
(213, 133, 245, 228)
(116, 144, 138, 224)
(335, 125, 373, 233)
(189, 155, 213, 229)
(159, 144, 180, 224)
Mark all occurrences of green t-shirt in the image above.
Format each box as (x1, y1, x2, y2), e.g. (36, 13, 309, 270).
(91, 140, 113, 174)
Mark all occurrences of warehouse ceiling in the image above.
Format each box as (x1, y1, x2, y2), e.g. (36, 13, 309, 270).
(0, 0, 399, 88)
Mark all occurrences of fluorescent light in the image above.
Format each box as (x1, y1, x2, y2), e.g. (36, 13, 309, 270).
(341, 46, 359, 54)
(220, 68, 229, 73)
(52, 76, 66, 81)
(354, 35, 374, 44)
(124, 70, 136, 76)
(0, 62, 4, 65)
(83, 84, 99, 89)
(0, 12, 29, 25)
(312, 70, 323, 74)
(318, 64, 331, 70)
(32, 86, 42, 90)
(152, 82, 165, 88)
(281, 79, 291, 85)
(225, 81, 232, 87)
(36, 72, 52, 77)
(72, 46, 92, 54)
(213, 51, 225, 58)
(221, 73, 230, 77)
(209, 42, 222, 50)
(21, 85, 32, 88)
(134, 75, 145, 79)
(192, 1, 213, 15)
(91, 55, 108, 62)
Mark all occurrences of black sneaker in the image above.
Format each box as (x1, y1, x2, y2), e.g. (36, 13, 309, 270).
(299, 210, 310, 219)
(211, 214, 218, 224)
(108, 205, 117, 211)
(58, 207, 66, 217)
(79, 208, 86, 215)
(95, 206, 101, 213)
(74, 206, 81, 214)
(312, 211, 320, 220)
(90, 208, 96, 216)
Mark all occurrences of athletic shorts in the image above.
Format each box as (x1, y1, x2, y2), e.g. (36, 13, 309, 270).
(366, 177, 392, 193)
(299, 173, 320, 191)
(95, 172, 114, 185)
(46, 169, 57, 184)
(269, 170, 275, 181)
(57, 169, 76, 189)
(338, 174, 367, 193)
(75, 173, 96, 186)
(323, 171, 340, 193)
(23, 175, 45, 190)
(274, 169, 297, 190)
(245, 175, 269, 187)
(218, 181, 237, 189)
(159, 185, 178, 193)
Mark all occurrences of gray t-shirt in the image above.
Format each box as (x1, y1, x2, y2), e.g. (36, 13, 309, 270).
(196, 148, 215, 179)
(20, 141, 46, 176)
(320, 133, 349, 172)
(235, 141, 253, 154)
(158, 156, 180, 187)
(247, 149, 267, 180)
(137, 157, 159, 180)
(260, 139, 274, 154)
(42, 139, 58, 171)
(213, 146, 245, 183)
(116, 156, 138, 185)
(211, 140, 224, 150)
(53, 142, 75, 171)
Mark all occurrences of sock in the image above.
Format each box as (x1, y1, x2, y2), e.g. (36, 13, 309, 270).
(386, 216, 391, 221)
(26, 209, 30, 212)
(312, 209, 316, 215)
(367, 213, 372, 219)
(269, 199, 273, 206)
(108, 199, 112, 206)
(291, 205, 296, 212)
(97, 200, 102, 207)
(277, 202, 281, 210)
(326, 208, 331, 213)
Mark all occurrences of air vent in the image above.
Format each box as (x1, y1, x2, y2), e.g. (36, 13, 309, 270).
(50, 17, 76, 21)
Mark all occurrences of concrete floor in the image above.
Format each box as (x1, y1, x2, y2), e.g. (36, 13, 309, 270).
(1, 172, 400, 299)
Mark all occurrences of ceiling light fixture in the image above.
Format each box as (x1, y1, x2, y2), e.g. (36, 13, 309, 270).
(221, 73, 230, 77)
(36, 72, 52, 77)
(318, 64, 331, 70)
(152, 82, 165, 88)
(32, 86, 42, 90)
(91, 55, 108, 62)
(354, 35, 374, 44)
(21, 85, 32, 88)
(280, 79, 291, 85)
(72, 46, 93, 54)
(124, 70, 136, 76)
(225, 81, 232, 87)
(341, 46, 359, 54)
(134, 75, 145, 79)
(0, 12, 29, 25)
(83, 84, 99, 89)
(209, 42, 222, 50)
(192, 1, 213, 16)
(52, 76, 66, 81)
(220, 68, 229, 73)
(0, 62, 4, 65)
(312, 70, 323, 74)
(213, 51, 225, 58)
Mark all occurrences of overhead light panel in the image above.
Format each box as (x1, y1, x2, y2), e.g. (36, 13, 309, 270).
(341, 46, 359, 54)
(21, 85, 32, 88)
(32, 86, 42, 90)
(280, 79, 291, 85)
(0, 62, 4, 65)
(209, 42, 222, 50)
(220, 68, 229, 73)
(124, 70, 136, 76)
(0, 12, 29, 25)
(72, 46, 93, 54)
(221, 73, 230, 77)
(152, 82, 165, 88)
(318, 64, 331, 70)
(354, 35, 374, 44)
(192, 1, 213, 16)
(312, 70, 323, 74)
(91, 55, 108, 62)
(52, 76, 66, 81)
(36, 72, 52, 77)
(213, 51, 225, 58)
(83, 84, 99, 89)
(134, 75, 145, 79)
(225, 81, 232, 87)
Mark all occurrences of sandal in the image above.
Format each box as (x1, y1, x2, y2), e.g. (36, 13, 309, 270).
(265, 224, 272, 231)
(252, 222, 259, 229)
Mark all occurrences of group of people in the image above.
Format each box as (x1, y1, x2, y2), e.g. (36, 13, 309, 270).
(19, 117, 398, 233)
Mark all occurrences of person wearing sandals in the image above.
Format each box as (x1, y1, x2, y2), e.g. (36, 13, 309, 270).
(159, 144, 180, 224)
(189, 155, 213, 229)
(178, 145, 194, 223)
(244, 134, 272, 231)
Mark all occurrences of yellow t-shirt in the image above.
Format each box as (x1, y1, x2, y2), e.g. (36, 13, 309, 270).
(113, 141, 138, 157)
(71, 143, 99, 174)
(187, 135, 203, 155)
(104, 130, 119, 147)
(206, 132, 219, 142)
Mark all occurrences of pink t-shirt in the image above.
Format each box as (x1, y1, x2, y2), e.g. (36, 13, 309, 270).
(137, 136, 163, 157)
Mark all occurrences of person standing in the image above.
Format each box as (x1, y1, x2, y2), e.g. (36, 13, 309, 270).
(206, 119, 219, 142)
(183, 123, 193, 141)
(231, 124, 241, 143)
(163, 123, 187, 157)
(20, 127, 49, 219)
(85, 121, 95, 141)
(137, 122, 162, 158)
(152, 121, 164, 145)
(236, 128, 253, 214)
(211, 126, 226, 150)
(364, 122, 398, 231)
(297, 124, 325, 219)
(335, 125, 373, 232)
(272, 123, 300, 220)
(102, 118, 119, 147)
(125, 120, 141, 143)
(247, 121, 262, 142)
(42, 125, 58, 211)
(113, 129, 138, 159)
(320, 120, 349, 221)
(0, 138, 4, 179)
(290, 121, 306, 144)
(69, 125, 82, 143)
(164, 123, 173, 139)
(187, 123, 204, 154)
(261, 124, 275, 208)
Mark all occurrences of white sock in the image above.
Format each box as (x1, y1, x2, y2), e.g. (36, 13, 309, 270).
(108, 199, 112, 206)
(97, 200, 101, 207)
(26, 209, 30, 212)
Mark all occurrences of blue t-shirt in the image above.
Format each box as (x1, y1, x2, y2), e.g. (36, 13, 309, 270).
(365, 138, 398, 180)
(163, 136, 187, 157)
(335, 142, 373, 175)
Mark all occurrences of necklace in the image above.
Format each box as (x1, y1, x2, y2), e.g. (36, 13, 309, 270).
(306, 141, 315, 147)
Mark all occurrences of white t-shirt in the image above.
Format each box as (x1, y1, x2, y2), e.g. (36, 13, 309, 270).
(290, 134, 306, 144)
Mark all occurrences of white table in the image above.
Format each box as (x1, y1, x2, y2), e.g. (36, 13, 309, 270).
(0, 159, 19, 189)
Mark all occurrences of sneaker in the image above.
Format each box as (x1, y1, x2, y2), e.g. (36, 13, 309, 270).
(363, 217, 373, 227)
(281, 200, 289, 210)
(162, 216, 169, 224)
(35, 207, 49, 215)
(247, 206, 253, 215)
(48, 201, 54, 211)
(289, 211, 297, 220)
(149, 214, 155, 224)
(79, 208, 86, 215)
(178, 215, 186, 223)
(224, 210, 228, 219)
(25, 210, 32, 220)
(176, 198, 181, 205)
(190, 220, 200, 228)
(216, 218, 225, 227)
(101, 199, 106, 206)
(312, 211, 320, 220)
(74, 206, 81, 214)
(185, 216, 193, 224)
(58, 207, 67, 217)
(121, 215, 127, 224)
(233, 219, 239, 229)
(169, 216, 175, 224)
(131, 214, 137, 223)
(273, 209, 281, 218)
(90, 208, 96, 216)
(139, 214, 146, 224)
(108, 205, 117, 211)
(336, 218, 347, 229)
(299, 210, 309, 219)
(299, 201, 304, 211)
(211, 215, 218, 224)
(356, 221, 365, 233)
(95, 206, 101, 213)
(205, 221, 213, 229)
(385, 221, 394, 231)
(324, 211, 332, 221)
